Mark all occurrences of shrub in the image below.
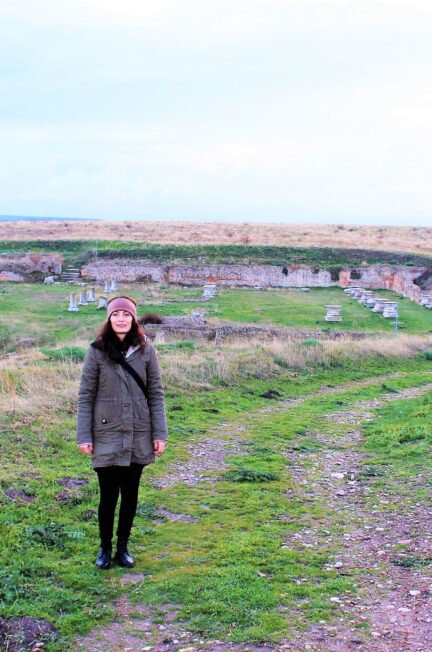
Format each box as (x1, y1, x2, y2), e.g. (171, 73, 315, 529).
(139, 312, 164, 324)
(41, 346, 86, 362)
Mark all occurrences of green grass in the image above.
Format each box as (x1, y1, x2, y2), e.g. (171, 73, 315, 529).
(1, 239, 431, 268)
(1, 283, 432, 353)
(41, 345, 87, 362)
(362, 392, 432, 469)
(202, 287, 432, 334)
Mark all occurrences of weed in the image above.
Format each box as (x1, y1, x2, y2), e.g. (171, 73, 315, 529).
(24, 524, 69, 549)
(135, 502, 159, 520)
(223, 469, 279, 482)
(393, 556, 432, 569)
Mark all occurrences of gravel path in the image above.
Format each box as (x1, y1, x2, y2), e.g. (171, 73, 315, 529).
(154, 371, 428, 489)
(279, 382, 432, 652)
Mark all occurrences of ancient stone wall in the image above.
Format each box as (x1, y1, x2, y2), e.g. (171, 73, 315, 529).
(339, 265, 427, 301)
(81, 259, 431, 303)
(166, 263, 333, 287)
(3, 252, 430, 306)
(143, 323, 370, 343)
(0, 253, 63, 275)
(82, 260, 334, 287)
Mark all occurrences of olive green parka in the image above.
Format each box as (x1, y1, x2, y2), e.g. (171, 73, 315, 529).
(77, 341, 168, 468)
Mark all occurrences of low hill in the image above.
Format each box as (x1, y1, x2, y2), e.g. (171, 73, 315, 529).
(0, 220, 431, 258)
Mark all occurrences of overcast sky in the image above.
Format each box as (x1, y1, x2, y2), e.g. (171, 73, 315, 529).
(1, 0, 432, 226)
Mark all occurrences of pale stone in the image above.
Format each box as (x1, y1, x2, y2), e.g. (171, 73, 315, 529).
(78, 290, 88, 306)
(97, 296, 108, 310)
(68, 293, 79, 312)
(87, 287, 96, 302)
(325, 305, 341, 322)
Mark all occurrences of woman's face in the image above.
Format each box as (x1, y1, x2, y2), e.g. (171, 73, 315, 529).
(110, 310, 133, 339)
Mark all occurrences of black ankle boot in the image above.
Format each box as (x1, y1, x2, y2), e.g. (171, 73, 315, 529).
(95, 543, 112, 569)
(116, 537, 134, 567)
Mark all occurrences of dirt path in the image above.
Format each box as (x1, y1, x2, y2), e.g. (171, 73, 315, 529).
(76, 375, 432, 652)
(155, 372, 430, 489)
(279, 382, 432, 651)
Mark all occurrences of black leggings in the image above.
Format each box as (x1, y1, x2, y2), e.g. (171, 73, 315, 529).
(95, 463, 144, 545)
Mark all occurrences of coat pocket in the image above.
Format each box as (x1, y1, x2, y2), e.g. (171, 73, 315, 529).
(92, 399, 123, 451)
(93, 399, 120, 427)
(134, 399, 152, 434)
(133, 432, 154, 459)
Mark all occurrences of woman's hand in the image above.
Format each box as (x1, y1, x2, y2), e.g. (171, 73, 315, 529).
(153, 440, 166, 456)
(78, 443, 93, 454)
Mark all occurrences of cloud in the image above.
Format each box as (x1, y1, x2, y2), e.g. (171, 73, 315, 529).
(0, 1, 431, 224)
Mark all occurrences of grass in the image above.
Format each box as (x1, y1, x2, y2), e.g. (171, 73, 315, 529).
(203, 287, 432, 334)
(1, 238, 432, 268)
(1, 283, 432, 355)
(361, 391, 432, 486)
(1, 282, 432, 649)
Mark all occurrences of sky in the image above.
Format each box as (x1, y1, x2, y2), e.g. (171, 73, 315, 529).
(1, 0, 432, 226)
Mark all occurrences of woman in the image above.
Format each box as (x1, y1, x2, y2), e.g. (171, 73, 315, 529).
(77, 295, 168, 570)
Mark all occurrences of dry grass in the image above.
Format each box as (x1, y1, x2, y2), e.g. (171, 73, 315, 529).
(159, 333, 432, 388)
(258, 333, 431, 370)
(1, 334, 429, 420)
(1, 220, 432, 256)
(0, 351, 81, 417)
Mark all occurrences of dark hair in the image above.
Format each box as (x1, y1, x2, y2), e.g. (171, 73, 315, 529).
(95, 316, 147, 359)
(139, 312, 164, 325)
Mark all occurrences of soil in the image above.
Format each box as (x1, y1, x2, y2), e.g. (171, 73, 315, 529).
(0, 617, 56, 652)
(4, 488, 35, 503)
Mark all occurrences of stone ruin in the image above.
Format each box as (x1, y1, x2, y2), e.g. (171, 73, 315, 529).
(65, 281, 118, 312)
(202, 284, 217, 299)
(0, 253, 62, 276)
(80, 259, 432, 303)
(344, 287, 399, 319)
(97, 296, 108, 310)
(67, 293, 79, 312)
(142, 312, 206, 328)
(87, 287, 95, 302)
(2, 249, 431, 314)
(78, 290, 88, 306)
(420, 292, 432, 308)
(143, 321, 370, 345)
(325, 305, 341, 322)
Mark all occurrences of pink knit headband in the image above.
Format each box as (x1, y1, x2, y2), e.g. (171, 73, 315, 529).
(107, 296, 137, 319)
